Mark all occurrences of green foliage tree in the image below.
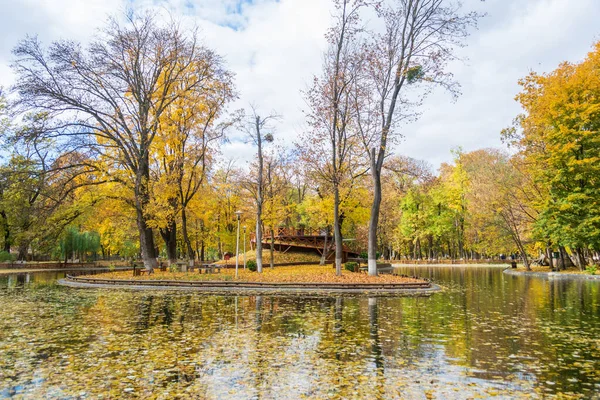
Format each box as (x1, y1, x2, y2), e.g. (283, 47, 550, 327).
(59, 227, 101, 262)
(506, 41, 600, 268)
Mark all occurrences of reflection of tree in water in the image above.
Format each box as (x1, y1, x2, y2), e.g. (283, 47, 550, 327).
(334, 296, 343, 367)
(255, 295, 264, 331)
(250, 295, 268, 398)
(177, 295, 192, 329)
(156, 296, 175, 326)
(368, 297, 385, 397)
(133, 295, 154, 333)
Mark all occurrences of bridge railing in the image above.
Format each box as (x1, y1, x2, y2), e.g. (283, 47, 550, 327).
(251, 227, 329, 241)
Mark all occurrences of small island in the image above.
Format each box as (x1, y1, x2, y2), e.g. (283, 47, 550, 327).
(63, 260, 436, 295)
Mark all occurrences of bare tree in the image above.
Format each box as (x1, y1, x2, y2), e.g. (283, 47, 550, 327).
(263, 152, 290, 269)
(240, 107, 279, 273)
(299, 0, 366, 276)
(353, 0, 481, 275)
(11, 13, 227, 272)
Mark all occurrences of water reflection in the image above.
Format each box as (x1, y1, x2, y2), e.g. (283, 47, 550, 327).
(368, 297, 384, 396)
(0, 267, 599, 398)
(1, 272, 49, 288)
(0, 269, 125, 289)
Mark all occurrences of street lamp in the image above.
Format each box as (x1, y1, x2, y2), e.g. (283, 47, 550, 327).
(235, 210, 242, 279)
(243, 226, 247, 269)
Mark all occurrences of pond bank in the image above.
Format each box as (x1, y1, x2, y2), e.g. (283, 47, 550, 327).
(503, 267, 600, 281)
(59, 275, 440, 296)
(393, 263, 507, 268)
(0, 267, 132, 276)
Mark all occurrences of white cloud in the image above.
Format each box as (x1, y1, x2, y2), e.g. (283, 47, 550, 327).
(1, 0, 599, 171)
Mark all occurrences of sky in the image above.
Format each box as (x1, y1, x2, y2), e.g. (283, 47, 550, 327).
(0, 0, 599, 172)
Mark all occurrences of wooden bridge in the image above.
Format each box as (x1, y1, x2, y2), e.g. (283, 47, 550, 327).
(250, 227, 356, 262)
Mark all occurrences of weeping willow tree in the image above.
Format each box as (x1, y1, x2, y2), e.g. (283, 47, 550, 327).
(59, 227, 101, 262)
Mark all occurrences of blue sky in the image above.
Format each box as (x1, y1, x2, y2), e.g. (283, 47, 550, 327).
(0, 0, 599, 171)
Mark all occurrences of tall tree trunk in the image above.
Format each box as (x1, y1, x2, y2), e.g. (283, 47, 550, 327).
(181, 207, 195, 261)
(428, 235, 434, 260)
(0, 210, 12, 253)
(0, 210, 10, 253)
(558, 246, 574, 269)
(217, 215, 222, 259)
(256, 215, 263, 273)
(383, 246, 390, 260)
(269, 226, 274, 269)
(573, 247, 586, 271)
(333, 184, 343, 275)
(517, 241, 530, 270)
(320, 226, 329, 266)
(503, 211, 530, 270)
(458, 219, 465, 259)
(136, 207, 157, 271)
(159, 220, 177, 264)
(256, 116, 264, 273)
(135, 159, 158, 272)
(18, 242, 28, 261)
(197, 219, 204, 261)
(546, 244, 554, 271)
(412, 238, 417, 260)
(368, 154, 381, 276)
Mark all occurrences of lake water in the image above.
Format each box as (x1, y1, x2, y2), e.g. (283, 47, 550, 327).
(0, 266, 599, 399)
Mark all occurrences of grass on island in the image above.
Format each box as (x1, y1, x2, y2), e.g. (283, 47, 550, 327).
(83, 264, 422, 284)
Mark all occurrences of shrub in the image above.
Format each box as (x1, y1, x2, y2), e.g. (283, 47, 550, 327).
(586, 265, 598, 275)
(345, 262, 358, 272)
(358, 252, 381, 259)
(247, 259, 257, 272)
(0, 251, 15, 262)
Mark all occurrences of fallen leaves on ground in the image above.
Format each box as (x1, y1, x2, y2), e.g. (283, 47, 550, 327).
(82, 265, 423, 284)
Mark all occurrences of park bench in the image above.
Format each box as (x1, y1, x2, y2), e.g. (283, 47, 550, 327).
(132, 261, 167, 276)
(174, 261, 189, 272)
(132, 262, 148, 276)
(197, 264, 222, 274)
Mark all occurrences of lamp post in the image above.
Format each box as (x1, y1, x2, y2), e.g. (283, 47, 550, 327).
(243, 226, 247, 269)
(235, 210, 242, 279)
